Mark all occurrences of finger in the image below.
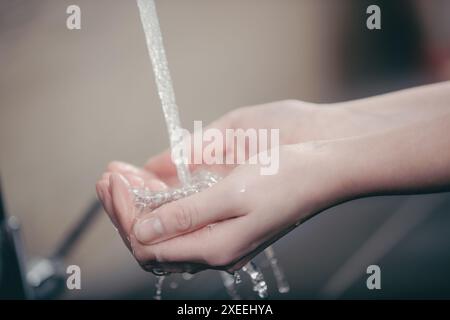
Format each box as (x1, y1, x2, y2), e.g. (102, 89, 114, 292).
(144, 150, 197, 187)
(121, 172, 169, 192)
(143, 178, 168, 191)
(144, 149, 177, 179)
(106, 171, 168, 252)
(122, 173, 144, 188)
(131, 214, 254, 268)
(132, 179, 243, 245)
(97, 177, 133, 251)
(96, 179, 117, 226)
(108, 162, 169, 189)
(101, 172, 112, 181)
(98, 172, 128, 229)
(110, 173, 136, 235)
(108, 161, 156, 180)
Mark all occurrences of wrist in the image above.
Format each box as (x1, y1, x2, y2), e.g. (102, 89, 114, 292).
(295, 101, 361, 142)
(320, 136, 374, 201)
(302, 101, 395, 142)
(284, 140, 358, 222)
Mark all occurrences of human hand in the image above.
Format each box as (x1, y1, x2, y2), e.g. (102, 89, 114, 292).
(95, 99, 365, 273)
(96, 142, 349, 274)
(143, 99, 327, 184)
(96, 82, 450, 273)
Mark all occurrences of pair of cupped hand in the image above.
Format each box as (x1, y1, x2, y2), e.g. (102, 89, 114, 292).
(96, 101, 344, 273)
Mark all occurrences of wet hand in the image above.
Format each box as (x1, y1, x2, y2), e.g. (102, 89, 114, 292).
(96, 143, 347, 273)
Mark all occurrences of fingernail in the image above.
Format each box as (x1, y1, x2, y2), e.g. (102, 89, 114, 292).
(134, 217, 164, 243)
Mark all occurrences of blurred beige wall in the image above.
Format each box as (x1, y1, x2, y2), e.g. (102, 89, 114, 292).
(0, 0, 349, 298)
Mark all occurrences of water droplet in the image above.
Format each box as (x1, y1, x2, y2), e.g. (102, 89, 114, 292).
(135, 0, 287, 300)
(242, 261, 268, 299)
(154, 276, 165, 300)
(234, 272, 242, 284)
(220, 272, 241, 300)
(264, 246, 290, 293)
(182, 273, 194, 281)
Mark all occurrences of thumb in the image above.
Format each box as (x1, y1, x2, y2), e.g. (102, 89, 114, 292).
(132, 178, 242, 245)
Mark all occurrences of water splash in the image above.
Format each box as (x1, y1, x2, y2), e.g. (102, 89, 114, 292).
(130, 171, 220, 214)
(154, 276, 165, 300)
(264, 246, 290, 293)
(169, 281, 179, 289)
(242, 261, 268, 299)
(182, 273, 194, 281)
(134, 0, 288, 300)
(234, 271, 242, 285)
(182, 273, 195, 281)
(220, 272, 241, 300)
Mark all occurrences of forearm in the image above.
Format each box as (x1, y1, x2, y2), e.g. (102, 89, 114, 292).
(309, 81, 450, 141)
(331, 114, 450, 199)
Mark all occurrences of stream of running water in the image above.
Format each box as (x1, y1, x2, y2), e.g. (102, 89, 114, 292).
(135, 0, 288, 300)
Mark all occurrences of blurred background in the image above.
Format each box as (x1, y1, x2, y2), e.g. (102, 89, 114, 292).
(1, 0, 450, 299)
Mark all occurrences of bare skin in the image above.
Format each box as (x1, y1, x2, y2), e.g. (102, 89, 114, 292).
(96, 81, 450, 274)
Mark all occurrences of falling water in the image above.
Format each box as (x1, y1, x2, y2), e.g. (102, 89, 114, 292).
(264, 246, 290, 293)
(242, 262, 268, 299)
(154, 275, 165, 300)
(136, 0, 191, 298)
(136, 0, 190, 185)
(135, 0, 287, 300)
(220, 272, 241, 300)
(234, 272, 242, 284)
